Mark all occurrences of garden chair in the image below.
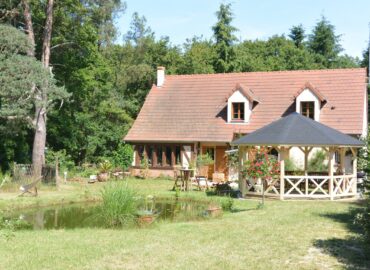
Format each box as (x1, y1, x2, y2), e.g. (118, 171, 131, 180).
(195, 165, 209, 191)
(18, 177, 42, 197)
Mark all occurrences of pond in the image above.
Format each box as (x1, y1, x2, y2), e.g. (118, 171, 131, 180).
(4, 199, 214, 230)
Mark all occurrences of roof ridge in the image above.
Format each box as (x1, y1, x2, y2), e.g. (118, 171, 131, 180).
(166, 68, 367, 78)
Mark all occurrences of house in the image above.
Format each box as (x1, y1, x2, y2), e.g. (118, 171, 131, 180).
(124, 67, 368, 180)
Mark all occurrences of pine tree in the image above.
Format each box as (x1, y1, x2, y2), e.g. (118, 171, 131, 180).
(288, 24, 305, 48)
(212, 3, 237, 73)
(308, 16, 342, 67)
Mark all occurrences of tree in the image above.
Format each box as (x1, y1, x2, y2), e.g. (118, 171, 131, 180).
(179, 36, 216, 74)
(289, 24, 305, 48)
(0, 24, 68, 172)
(308, 16, 342, 67)
(212, 3, 237, 73)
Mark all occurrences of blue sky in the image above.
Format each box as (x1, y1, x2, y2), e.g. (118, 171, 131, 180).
(116, 0, 370, 58)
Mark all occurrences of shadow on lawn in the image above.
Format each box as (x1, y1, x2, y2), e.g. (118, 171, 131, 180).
(314, 204, 370, 270)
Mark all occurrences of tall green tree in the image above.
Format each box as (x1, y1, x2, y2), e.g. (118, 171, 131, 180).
(0, 24, 68, 170)
(289, 24, 305, 48)
(308, 16, 342, 67)
(212, 3, 237, 73)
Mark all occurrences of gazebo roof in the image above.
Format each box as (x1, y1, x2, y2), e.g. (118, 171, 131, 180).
(232, 112, 364, 147)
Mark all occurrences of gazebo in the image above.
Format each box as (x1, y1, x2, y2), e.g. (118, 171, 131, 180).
(232, 112, 364, 200)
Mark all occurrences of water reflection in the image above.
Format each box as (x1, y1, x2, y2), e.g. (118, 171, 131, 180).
(7, 200, 209, 230)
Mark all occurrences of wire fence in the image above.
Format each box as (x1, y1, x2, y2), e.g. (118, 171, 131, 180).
(13, 163, 57, 185)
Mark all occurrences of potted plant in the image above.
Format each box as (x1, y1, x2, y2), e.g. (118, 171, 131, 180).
(98, 160, 112, 182)
(206, 202, 223, 217)
(242, 147, 280, 205)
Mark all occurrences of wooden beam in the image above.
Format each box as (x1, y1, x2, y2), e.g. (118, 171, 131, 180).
(352, 148, 358, 195)
(280, 159, 285, 200)
(328, 147, 335, 200)
(239, 146, 247, 197)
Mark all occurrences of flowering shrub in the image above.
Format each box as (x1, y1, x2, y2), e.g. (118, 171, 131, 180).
(242, 147, 280, 180)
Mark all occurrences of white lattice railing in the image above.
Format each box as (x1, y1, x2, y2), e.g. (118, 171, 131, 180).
(246, 174, 357, 199)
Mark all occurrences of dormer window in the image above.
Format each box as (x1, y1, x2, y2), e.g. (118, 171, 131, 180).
(232, 102, 245, 121)
(227, 83, 259, 124)
(300, 101, 314, 119)
(295, 82, 326, 122)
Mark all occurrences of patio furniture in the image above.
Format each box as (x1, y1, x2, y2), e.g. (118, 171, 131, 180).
(19, 177, 42, 197)
(180, 168, 195, 191)
(195, 165, 209, 190)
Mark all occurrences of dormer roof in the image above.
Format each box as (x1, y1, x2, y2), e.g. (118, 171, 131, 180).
(228, 83, 260, 104)
(294, 81, 327, 102)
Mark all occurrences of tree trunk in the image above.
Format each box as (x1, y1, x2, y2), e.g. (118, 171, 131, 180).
(21, 0, 35, 57)
(41, 0, 54, 68)
(22, 0, 54, 177)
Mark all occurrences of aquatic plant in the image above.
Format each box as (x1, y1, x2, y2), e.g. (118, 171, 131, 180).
(99, 182, 138, 227)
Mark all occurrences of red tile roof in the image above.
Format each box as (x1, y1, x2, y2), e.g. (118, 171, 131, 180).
(125, 68, 367, 143)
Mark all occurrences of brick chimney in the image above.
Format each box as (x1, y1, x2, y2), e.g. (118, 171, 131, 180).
(157, 66, 165, 87)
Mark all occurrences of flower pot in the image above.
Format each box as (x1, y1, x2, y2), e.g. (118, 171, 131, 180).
(206, 207, 223, 218)
(137, 215, 155, 226)
(97, 172, 109, 182)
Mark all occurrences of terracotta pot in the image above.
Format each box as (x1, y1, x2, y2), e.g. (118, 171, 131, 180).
(97, 172, 109, 182)
(137, 215, 155, 226)
(206, 207, 223, 218)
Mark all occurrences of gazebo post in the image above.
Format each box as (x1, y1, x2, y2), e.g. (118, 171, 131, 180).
(279, 146, 287, 200)
(238, 146, 247, 197)
(328, 147, 335, 200)
(340, 147, 346, 174)
(351, 147, 358, 195)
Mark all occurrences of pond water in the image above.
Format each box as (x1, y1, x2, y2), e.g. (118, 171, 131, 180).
(4, 199, 211, 230)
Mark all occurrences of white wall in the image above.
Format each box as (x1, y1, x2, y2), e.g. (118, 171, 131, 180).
(227, 90, 251, 123)
(296, 89, 320, 121)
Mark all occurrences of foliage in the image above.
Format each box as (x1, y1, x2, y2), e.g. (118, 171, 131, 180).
(196, 154, 214, 167)
(358, 127, 370, 173)
(111, 143, 133, 170)
(284, 158, 299, 172)
(212, 3, 237, 72)
(140, 157, 150, 179)
(242, 147, 280, 180)
(307, 16, 342, 67)
(98, 160, 112, 173)
(221, 196, 234, 212)
(45, 149, 75, 172)
(0, 172, 12, 190)
(289, 24, 305, 48)
(227, 150, 239, 169)
(308, 150, 328, 172)
(99, 182, 138, 227)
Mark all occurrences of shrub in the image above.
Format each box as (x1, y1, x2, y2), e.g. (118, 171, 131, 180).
(99, 182, 138, 227)
(221, 196, 234, 212)
(196, 154, 214, 167)
(111, 143, 133, 170)
(98, 160, 112, 173)
(284, 158, 298, 172)
(45, 149, 75, 172)
(308, 150, 328, 172)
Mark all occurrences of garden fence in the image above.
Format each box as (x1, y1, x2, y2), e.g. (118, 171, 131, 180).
(13, 163, 57, 185)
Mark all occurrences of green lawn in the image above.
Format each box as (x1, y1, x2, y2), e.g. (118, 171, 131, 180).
(0, 178, 369, 270)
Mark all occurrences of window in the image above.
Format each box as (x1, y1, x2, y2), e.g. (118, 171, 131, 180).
(134, 144, 185, 168)
(300, 101, 314, 119)
(232, 102, 245, 121)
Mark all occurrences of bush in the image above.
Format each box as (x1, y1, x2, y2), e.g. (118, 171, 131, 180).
(221, 196, 234, 212)
(308, 150, 328, 172)
(196, 154, 214, 167)
(99, 182, 138, 227)
(285, 158, 298, 172)
(111, 143, 133, 170)
(45, 149, 75, 172)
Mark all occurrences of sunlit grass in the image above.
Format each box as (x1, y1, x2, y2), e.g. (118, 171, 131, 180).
(0, 178, 368, 269)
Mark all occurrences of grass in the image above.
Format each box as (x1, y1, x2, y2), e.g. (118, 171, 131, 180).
(0, 178, 369, 269)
